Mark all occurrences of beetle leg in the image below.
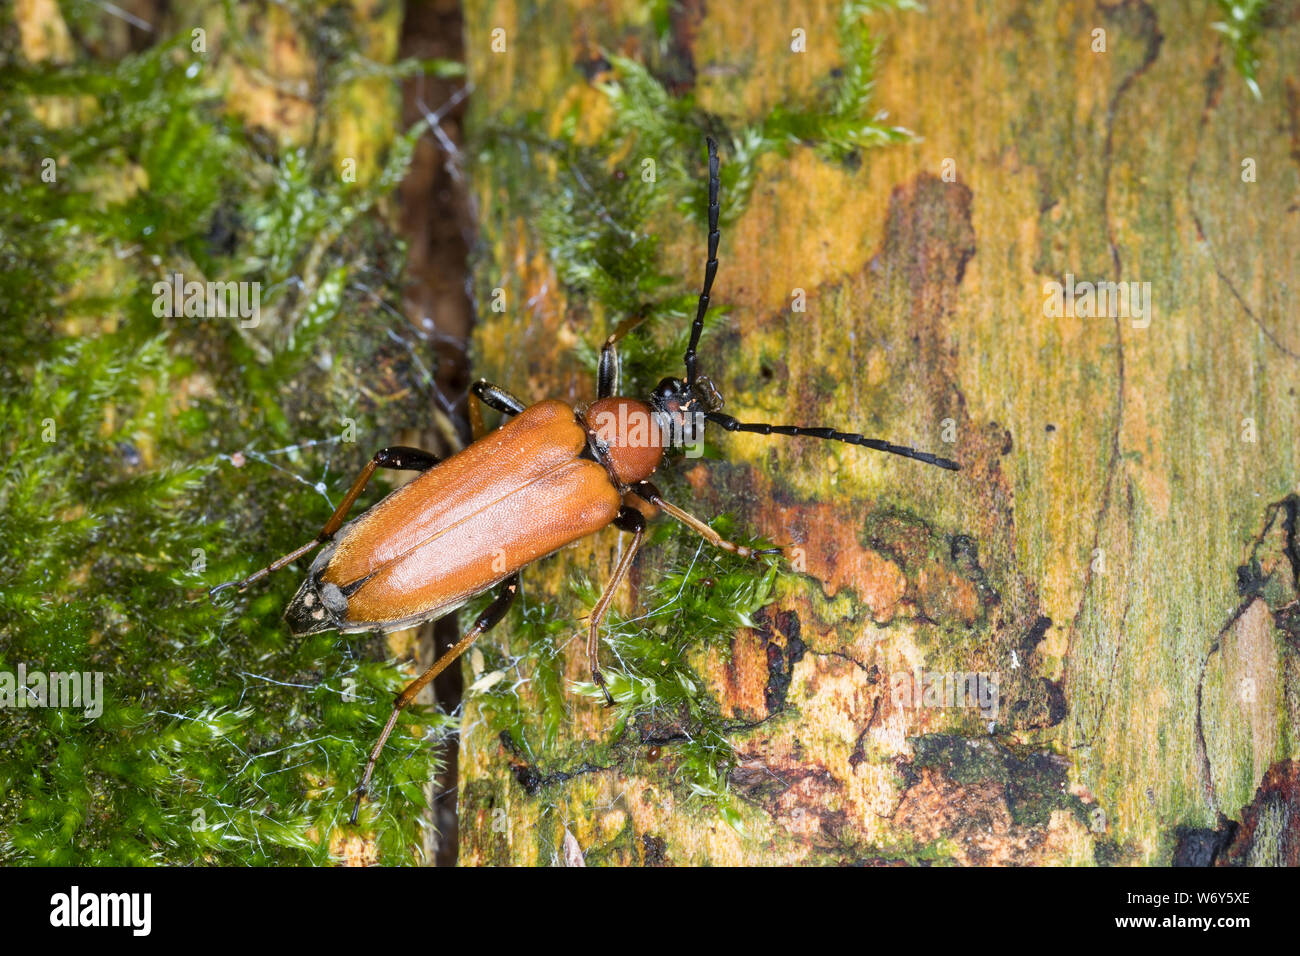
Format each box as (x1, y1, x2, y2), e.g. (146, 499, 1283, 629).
(597, 315, 648, 399)
(631, 481, 783, 560)
(469, 379, 527, 439)
(621, 488, 659, 521)
(208, 445, 442, 598)
(587, 506, 646, 706)
(351, 573, 521, 825)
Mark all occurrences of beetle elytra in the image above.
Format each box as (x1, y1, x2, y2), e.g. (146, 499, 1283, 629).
(212, 138, 959, 822)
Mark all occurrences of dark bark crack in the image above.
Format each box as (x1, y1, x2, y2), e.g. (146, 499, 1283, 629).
(1193, 494, 1300, 813)
(1186, 58, 1300, 361)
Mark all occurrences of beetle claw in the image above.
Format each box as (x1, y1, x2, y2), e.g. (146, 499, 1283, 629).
(207, 581, 243, 601)
(591, 671, 616, 707)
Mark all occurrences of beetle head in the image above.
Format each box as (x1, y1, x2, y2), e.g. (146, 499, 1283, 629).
(648, 375, 722, 446)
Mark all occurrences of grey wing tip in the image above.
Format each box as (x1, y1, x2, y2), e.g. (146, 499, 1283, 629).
(284, 577, 347, 636)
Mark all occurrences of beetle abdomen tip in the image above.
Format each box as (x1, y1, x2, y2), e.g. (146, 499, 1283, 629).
(284, 576, 345, 636)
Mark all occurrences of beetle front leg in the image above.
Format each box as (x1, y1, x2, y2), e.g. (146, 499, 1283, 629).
(597, 315, 647, 398)
(587, 506, 646, 706)
(351, 573, 520, 824)
(209, 445, 442, 598)
(631, 481, 783, 560)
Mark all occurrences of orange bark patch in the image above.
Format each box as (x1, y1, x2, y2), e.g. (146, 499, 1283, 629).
(893, 765, 1080, 866)
(719, 627, 770, 720)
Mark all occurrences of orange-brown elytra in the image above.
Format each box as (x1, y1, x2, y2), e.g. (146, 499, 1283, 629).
(210, 138, 960, 824)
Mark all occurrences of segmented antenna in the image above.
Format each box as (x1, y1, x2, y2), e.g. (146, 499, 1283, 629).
(706, 412, 961, 470)
(684, 137, 720, 389)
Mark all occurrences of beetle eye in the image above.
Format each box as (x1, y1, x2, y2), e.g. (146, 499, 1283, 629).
(654, 377, 682, 399)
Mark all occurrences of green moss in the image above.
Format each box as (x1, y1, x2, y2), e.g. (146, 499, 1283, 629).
(846, 829, 960, 866)
(0, 10, 457, 864)
(467, 528, 777, 830)
(472, 0, 918, 398)
(579, 814, 638, 866)
(1212, 1, 1270, 100)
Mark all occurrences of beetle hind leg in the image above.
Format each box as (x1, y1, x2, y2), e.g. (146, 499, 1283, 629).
(587, 506, 647, 707)
(350, 573, 521, 825)
(208, 445, 441, 600)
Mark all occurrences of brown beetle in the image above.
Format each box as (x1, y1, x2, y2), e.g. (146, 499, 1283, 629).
(212, 139, 958, 821)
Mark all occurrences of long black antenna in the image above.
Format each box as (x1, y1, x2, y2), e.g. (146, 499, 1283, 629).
(684, 137, 958, 473)
(684, 137, 720, 389)
(706, 412, 961, 470)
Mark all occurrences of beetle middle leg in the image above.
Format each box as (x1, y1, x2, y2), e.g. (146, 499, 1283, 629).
(468, 378, 527, 438)
(587, 505, 646, 706)
(209, 445, 442, 597)
(631, 481, 783, 560)
(351, 572, 521, 825)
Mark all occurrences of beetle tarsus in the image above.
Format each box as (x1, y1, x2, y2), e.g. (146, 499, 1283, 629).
(471, 379, 527, 416)
(592, 670, 616, 708)
(207, 580, 246, 601)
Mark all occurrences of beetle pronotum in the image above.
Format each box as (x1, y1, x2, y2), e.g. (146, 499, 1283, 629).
(212, 139, 959, 822)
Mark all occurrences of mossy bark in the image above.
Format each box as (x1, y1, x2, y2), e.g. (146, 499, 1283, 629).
(1, 0, 462, 865)
(456, 0, 1300, 865)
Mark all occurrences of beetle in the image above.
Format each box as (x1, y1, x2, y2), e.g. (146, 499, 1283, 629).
(211, 138, 959, 822)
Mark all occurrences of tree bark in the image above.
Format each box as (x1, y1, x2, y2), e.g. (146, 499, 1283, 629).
(456, 0, 1300, 865)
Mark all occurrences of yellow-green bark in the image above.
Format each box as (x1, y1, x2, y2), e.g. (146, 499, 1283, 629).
(456, 0, 1300, 865)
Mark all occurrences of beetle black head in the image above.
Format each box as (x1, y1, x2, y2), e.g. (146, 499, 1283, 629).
(648, 374, 723, 444)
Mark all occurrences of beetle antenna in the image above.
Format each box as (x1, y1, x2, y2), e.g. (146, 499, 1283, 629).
(706, 412, 960, 470)
(684, 136, 720, 390)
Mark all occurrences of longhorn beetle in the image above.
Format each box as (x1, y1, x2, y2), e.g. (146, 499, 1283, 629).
(212, 138, 959, 823)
